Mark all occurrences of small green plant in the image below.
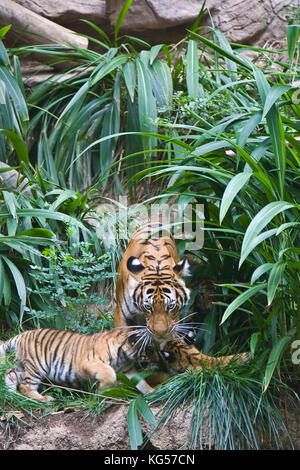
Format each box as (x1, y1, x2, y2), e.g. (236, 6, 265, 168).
(26, 242, 116, 332)
(147, 361, 298, 450)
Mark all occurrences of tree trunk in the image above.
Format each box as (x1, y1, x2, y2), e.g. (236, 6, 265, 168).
(0, 0, 88, 49)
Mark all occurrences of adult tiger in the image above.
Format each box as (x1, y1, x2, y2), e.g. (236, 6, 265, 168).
(114, 221, 249, 372)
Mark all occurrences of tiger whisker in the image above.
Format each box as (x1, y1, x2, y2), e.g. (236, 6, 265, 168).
(176, 312, 203, 324)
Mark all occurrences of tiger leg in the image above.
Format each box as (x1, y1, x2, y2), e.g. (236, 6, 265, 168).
(162, 341, 250, 372)
(19, 374, 54, 402)
(80, 359, 117, 390)
(5, 367, 24, 391)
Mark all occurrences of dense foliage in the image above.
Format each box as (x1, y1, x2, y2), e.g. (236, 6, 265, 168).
(0, 3, 299, 449)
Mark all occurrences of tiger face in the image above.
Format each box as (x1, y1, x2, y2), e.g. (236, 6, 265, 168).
(114, 223, 192, 344)
(127, 255, 190, 341)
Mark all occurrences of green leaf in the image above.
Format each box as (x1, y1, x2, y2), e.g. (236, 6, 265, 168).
(100, 72, 120, 177)
(2, 255, 26, 305)
(221, 283, 267, 325)
(250, 332, 260, 357)
(90, 54, 129, 86)
(286, 25, 300, 63)
(16, 228, 54, 239)
(237, 111, 262, 149)
(267, 261, 287, 305)
(0, 65, 28, 121)
(49, 190, 77, 211)
(253, 67, 270, 104)
(136, 58, 157, 152)
(0, 129, 29, 168)
(135, 394, 156, 425)
(214, 29, 237, 75)
(127, 398, 143, 450)
(122, 60, 136, 102)
(185, 39, 199, 100)
(150, 44, 163, 65)
(240, 202, 295, 267)
(57, 81, 89, 123)
(188, 30, 252, 71)
(219, 172, 252, 223)
(262, 84, 291, 119)
(240, 228, 278, 269)
(263, 328, 296, 392)
(0, 40, 9, 66)
(3, 190, 18, 219)
(0, 25, 12, 40)
(250, 263, 273, 284)
(114, 0, 133, 43)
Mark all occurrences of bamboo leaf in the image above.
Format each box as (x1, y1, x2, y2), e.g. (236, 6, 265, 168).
(221, 283, 267, 324)
(16, 228, 54, 239)
(2, 255, 26, 305)
(90, 54, 129, 86)
(267, 261, 287, 305)
(188, 30, 252, 71)
(135, 394, 156, 425)
(219, 172, 252, 223)
(127, 398, 143, 450)
(263, 328, 296, 392)
(122, 60, 136, 102)
(0, 129, 29, 168)
(214, 29, 237, 75)
(136, 58, 157, 152)
(0, 65, 28, 121)
(185, 39, 199, 100)
(150, 44, 163, 65)
(286, 25, 300, 64)
(262, 84, 291, 119)
(114, 0, 133, 43)
(149, 59, 173, 107)
(240, 202, 295, 267)
(250, 263, 273, 284)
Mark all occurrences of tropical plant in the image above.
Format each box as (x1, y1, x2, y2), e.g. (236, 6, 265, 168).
(26, 242, 115, 331)
(123, 24, 300, 389)
(0, 29, 111, 329)
(11, 25, 172, 197)
(147, 361, 298, 450)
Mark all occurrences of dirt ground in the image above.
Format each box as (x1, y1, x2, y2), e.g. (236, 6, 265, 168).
(1, 400, 300, 451)
(0, 402, 201, 451)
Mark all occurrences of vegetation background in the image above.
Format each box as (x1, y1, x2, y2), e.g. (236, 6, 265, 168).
(0, 1, 300, 450)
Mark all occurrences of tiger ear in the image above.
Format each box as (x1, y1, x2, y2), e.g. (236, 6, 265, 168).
(127, 256, 145, 273)
(173, 257, 190, 277)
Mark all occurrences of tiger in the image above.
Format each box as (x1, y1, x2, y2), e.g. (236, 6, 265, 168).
(0, 327, 157, 402)
(114, 221, 249, 374)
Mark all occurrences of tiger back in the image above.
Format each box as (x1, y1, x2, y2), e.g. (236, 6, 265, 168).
(0, 327, 155, 402)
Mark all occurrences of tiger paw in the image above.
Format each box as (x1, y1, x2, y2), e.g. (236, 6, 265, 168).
(41, 395, 55, 402)
(234, 352, 251, 364)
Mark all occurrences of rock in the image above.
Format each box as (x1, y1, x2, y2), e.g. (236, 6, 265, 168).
(1, 0, 88, 50)
(13, 0, 107, 26)
(106, 0, 294, 47)
(7, 0, 297, 50)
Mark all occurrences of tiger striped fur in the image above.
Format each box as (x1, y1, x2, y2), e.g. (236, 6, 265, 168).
(0, 327, 155, 401)
(114, 221, 250, 376)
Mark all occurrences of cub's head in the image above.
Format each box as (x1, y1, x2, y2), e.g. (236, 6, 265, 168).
(126, 255, 191, 342)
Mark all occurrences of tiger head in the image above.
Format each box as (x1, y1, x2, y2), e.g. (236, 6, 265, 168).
(125, 254, 191, 342)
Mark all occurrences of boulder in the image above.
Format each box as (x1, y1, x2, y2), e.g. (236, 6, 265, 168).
(3, 0, 296, 50)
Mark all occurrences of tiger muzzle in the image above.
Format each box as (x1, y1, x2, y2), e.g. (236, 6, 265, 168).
(148, 313, 172, 342)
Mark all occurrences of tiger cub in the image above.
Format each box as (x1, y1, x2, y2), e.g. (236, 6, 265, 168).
(0, 328, 156, 402)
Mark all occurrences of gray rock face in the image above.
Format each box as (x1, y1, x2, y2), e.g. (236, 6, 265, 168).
(5, 0, 296, 48)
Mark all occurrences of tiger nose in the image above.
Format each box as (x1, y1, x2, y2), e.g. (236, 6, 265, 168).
(150, 315, 171, 341)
